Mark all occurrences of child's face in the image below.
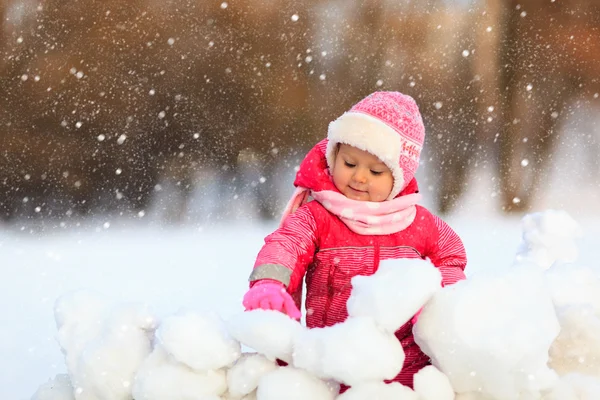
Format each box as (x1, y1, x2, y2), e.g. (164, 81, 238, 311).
(332, 144, 393, 202)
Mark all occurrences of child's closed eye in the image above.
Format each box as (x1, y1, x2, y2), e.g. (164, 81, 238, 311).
(344, 161, 356, 168)
(370, 170, 383, 176)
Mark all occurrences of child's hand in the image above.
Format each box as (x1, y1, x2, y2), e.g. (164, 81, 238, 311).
(243, 279, 302, 320)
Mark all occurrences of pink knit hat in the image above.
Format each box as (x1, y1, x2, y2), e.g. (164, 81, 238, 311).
(326, 91, 425, 200)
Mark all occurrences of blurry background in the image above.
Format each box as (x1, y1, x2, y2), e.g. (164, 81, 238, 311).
(1, 0, 599, 228)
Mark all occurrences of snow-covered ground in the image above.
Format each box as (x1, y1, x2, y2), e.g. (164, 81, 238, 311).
(2, 207, 600, 399)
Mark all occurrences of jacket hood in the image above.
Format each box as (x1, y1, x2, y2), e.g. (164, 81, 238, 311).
(294, 139, 419, 197)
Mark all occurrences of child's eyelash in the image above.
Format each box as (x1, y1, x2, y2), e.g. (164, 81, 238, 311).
(370, 170, 383, 176)
(344, 161, 355, 167)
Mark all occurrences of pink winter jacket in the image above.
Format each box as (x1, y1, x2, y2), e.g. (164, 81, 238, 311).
(249, 140, 467, 387)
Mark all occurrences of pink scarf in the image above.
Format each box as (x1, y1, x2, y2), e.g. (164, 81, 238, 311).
(280, 187, 421, 235)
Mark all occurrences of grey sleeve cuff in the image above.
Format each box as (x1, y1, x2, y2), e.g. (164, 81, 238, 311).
(249, 264, 292, 287)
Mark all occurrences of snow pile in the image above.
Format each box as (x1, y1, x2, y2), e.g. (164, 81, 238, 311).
(227, 258, 442, 399)
(227, 309, 302, 364)
(133, 310, 240, 399)
(33, 259, 441, 400)
(31, 210, 600, 400)
(414, 266, 560, 398)
(31, 374, 74, 400)
(347, 258, 442, 333)
(52, 291, 157, 400)
(414, 209, 600, 399)
(156, 310, 241, 371)
(413, 366, 455, 400)
(515, 209, 582, 269)
(545, 264, 600, 379)
(226, 353, 278, 399)
(293, 316, 405, 385)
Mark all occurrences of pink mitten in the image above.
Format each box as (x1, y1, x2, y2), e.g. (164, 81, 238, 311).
(243, 279, 301, 320)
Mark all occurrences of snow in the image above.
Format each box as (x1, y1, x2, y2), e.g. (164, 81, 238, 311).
(227, 309, 303, 364)
(56, 297, 156, 400)
(132, 345, 228, 400)
(156, 310, 240, 371)
(347, 258, 442, 333)
(256, 367, 336, 400)
(3, 208, 600, 399)
(413, 266, 560, 399)
(293, 316, 405, 385)
(413, 366, 455, 400)
(30, 374, 73, 400)
(515, 210, 582, 269)
(226, 353, 277, 398)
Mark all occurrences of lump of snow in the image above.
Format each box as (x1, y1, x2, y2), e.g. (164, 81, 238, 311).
(68, 302, 157, 400)
(54, 290, 111, 373)
(413, 365, 454, 400)
(545, 264, 600, 311)
(549, 305, 600, 377)
(132, 345, 227, 400)
(31, 374, 74, 400)
(256, 367, 336, 400)
(414, 266, 560, 399)
(515, 210, 582, 269)
(157, 309, 241, 371)
(544, 263, 600, 378)
(227, 309, 303, 363)
(337, 381, 418, 400)
(293, 316, 404, 386)
(347, 258, 442, 332)
(226, 353, 277, 398)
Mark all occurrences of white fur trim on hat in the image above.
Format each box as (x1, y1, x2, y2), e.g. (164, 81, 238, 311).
(326, 111, 405, 200)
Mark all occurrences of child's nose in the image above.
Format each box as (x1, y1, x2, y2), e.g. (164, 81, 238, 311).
(353, 169, 367, 183)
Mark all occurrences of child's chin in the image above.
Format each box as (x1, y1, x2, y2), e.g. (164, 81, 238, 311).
(346, 191, 369, 201)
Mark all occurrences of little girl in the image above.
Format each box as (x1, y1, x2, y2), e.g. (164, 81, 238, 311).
(243, 91, 467, 388)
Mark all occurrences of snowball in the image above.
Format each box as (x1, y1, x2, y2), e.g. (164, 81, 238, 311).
(256, 367, 336, 400)
(515, 210, 582, 269)
(31, 374, 74, 400)
(132, 345, 227, 400)
(413, 365, 454, 400)
(54, 290, 111, 374)
(227, 310, 304, 363)
(227, 353, 277, 398)
(157, 309, 241, 371)
(54, 290, 109, 332)
(293, 316, 404, 385)
(337, 382, 418, 400)
(414, 266, 560, 399)
(545, 264, 600, 311)
(347, 258, 442, 332)
(549, 305, 600, 377)
(69, 302, 157, 400)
